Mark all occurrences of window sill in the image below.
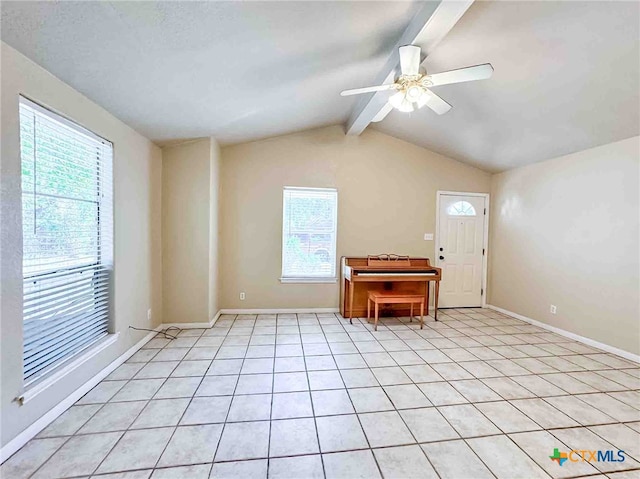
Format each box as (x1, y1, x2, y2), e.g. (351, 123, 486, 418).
(19, 332, 119, 405)
(280, 277, 338, 284)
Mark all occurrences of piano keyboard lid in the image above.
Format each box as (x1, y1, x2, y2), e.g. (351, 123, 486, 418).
(356, 269, 439, 274)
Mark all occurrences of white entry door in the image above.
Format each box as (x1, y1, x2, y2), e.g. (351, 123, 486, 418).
(437, 194, 486, 308)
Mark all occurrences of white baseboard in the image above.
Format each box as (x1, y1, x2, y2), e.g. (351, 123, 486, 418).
(0, 326, 161, 464)
(487, 304, 640, 364)
(161, 322, 213, 329)
(209, 310, 222, 326)
(220, 308, 340, 314)
(161, 310, 222, 330)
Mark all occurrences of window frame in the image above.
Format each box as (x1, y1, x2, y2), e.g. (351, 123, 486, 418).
(280, 186, 338, 283)
(19, 96, 114, 390)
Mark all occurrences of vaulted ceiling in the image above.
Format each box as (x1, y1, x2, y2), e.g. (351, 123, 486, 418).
(2, 1, 638, 172)
(372, 1, 640, 171)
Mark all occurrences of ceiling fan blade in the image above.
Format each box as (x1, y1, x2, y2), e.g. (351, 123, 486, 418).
(399, 45, 421, 76)
(423, 90, 452, 115)
(427, 63, 494, 87)
(340, 84, 396, 96)
(372, 102, 393, 122)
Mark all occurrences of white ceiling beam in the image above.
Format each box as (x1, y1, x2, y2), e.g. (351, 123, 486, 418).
(371, 103, 393, 123)
(345, 0, 474, 135)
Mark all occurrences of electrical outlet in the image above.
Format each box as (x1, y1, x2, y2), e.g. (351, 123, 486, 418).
(147, 309, 152, 321)
(550, 305, 557, 314)
(240, 292, 246, 301)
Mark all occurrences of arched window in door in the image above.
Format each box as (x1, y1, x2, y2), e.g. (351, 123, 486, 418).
(447, 201, 476, 216)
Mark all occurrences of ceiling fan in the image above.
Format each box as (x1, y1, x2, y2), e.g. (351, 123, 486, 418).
(340, 45, 493, 115)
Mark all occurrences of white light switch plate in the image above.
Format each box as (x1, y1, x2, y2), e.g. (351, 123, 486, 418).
(424, 233, 434, 241)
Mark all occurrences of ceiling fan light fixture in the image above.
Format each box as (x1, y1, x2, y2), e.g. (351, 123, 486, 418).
(399, 99, 415, 112)
(389, 91, 404, 109)
(389, 91, 414, 112)
(406, 85, 423, 101)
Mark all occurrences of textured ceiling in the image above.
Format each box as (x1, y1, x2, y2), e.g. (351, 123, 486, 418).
(372, 1, 640, 171)
(0, 1, 423, 146)
(2, 1, 639, 172)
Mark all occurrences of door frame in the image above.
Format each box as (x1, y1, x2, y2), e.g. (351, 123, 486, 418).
(435, 191, 490, 308)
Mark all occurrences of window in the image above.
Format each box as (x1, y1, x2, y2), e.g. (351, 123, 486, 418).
(447, 200, 476, 216)
(281, 187, 338, 282)
(20, 97, 113, 385)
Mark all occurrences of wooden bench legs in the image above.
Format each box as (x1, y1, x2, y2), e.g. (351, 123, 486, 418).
(367, 294, 424, 331)
(409, 302, 424, 327)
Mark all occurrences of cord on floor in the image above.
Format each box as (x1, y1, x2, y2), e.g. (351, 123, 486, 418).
(128, 325, 182, 340)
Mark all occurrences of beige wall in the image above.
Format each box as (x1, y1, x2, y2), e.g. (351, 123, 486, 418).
(162, 137, 220, 324)
(488, 136, 640, 355)
(220, 126, 492, 309)
(0, 43, 163, 447)
(162, 139, 210, 323)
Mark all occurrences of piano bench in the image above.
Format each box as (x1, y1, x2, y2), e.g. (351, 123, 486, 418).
(366, 292, 425, 331)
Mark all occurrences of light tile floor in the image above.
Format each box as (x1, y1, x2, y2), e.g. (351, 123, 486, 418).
(3, 308, 640, 479)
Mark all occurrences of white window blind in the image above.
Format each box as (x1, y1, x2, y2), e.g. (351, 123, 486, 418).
(282, 187, 337, 280)
(20, 97, 113, 385)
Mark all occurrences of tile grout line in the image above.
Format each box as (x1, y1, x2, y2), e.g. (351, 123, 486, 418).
(149, 326, 211, 474)
(83, 326, 210, 477)
(265, 314, 277, 478)
(209, 313, 252, 469)
(331, 343, 386, 479)
(355, 312, 513, 478)
(300, 312, 328, 479)
(8, 308, 639, 479)
(26, 336, 189, 479)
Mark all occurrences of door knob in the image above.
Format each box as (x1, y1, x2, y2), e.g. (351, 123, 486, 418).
(439, 256, 445, 260)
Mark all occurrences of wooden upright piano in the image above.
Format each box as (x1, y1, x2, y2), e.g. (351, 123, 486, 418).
(341, 255, 442, 323)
